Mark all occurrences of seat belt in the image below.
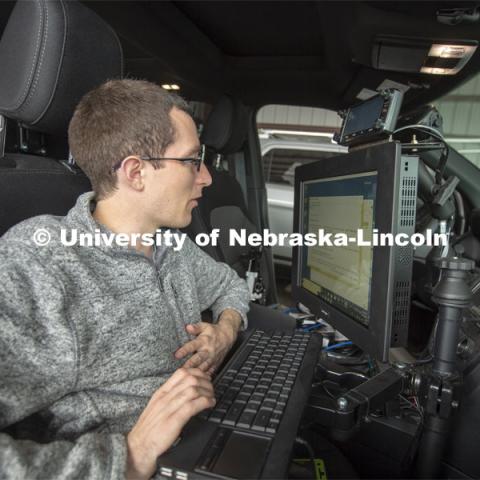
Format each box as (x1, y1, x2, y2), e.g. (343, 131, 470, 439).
(245, 245, 267, 304)
(0, 115, 6, 159)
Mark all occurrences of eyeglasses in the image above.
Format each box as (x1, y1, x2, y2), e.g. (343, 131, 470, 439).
(111, 144, 206, 173)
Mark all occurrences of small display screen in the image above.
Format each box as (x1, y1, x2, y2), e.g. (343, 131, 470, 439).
(343, 95, 385, 136)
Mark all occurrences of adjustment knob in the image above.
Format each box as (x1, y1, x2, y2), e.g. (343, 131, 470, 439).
(435, 256, 475, 271)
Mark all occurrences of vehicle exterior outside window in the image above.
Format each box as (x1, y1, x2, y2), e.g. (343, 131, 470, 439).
(260, 132, 347, 264)
(434, 72, 480, 168)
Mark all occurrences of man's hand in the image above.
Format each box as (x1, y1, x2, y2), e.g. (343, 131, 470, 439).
(175, 309, 242, 374)
(126, 367, 215, 480)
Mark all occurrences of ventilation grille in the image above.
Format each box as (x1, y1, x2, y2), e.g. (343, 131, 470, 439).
(397, 246, 413, 266)
(392, 281, 410, 344)
(400, 176, 417, 227)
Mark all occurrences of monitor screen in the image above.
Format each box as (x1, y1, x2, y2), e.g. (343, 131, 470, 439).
(300, 172, 377, 327)
(343, 95, 385, 136)
(292, 142, 418, 361)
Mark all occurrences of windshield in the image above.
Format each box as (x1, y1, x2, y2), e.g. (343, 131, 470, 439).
(435, 71, 480, 168)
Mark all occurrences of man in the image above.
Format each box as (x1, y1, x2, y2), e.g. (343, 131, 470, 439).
(0, 79, 250, 479)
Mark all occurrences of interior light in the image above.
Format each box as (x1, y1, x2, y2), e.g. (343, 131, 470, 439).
(428, 44, 476, 59)
(421, 67, 449, 75)
(161, 84, 180, 91)
(422, 42, 477, 75)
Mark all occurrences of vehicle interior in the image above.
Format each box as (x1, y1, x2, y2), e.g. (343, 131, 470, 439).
(1, 1, 480, 479)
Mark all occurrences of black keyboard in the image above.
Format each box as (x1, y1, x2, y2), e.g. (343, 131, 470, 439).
(158, 329, 321, 479)
(202, 330, 312, 434)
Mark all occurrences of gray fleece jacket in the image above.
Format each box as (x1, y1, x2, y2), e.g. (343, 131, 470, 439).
(0, 192, 250, 479)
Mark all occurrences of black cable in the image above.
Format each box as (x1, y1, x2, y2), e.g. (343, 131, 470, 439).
(393, 124, 450, 183)
(413, 355, 433, 366)
(294, 436, 317, 479)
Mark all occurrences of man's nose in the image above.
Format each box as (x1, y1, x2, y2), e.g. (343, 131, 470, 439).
(197, 162, 212, 187)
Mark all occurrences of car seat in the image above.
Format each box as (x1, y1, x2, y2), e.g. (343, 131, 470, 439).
(184, 95, 276, 305)
(0, 0, 123, 235)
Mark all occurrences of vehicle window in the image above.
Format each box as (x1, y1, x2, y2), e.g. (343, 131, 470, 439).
(262, 148, 338, 185)
(434, 71, 480, 168)
(256, 104, 342, 185)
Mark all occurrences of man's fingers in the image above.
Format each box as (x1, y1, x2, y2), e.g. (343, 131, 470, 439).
(183, 350, 210, 369)
(197, 358, 215, 373)
(186, 322, 210, 335)
(175, 338, 202, 359)
(161, 381, 215, 418)
(168, 394, 216, 428)
(152, 367, 210, 398)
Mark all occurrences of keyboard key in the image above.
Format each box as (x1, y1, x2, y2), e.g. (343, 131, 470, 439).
(215, 401, 229, 413)
(209, 410, 224, 423)
(266, 421, 279, 434)
(237, 392, 251, 403)
(252, 409, 272, 432)
(265, 392, 279, 401)
(237, 411, 256, 428)
(262, 400, 276, 410)
(255, 386, 268, 395)
(223, 402, 245, 426)
(251, 393, 264, 403)
(270, 412, 282, 423)
(245, 402, 260, 413)
(221, 390, 237, 404)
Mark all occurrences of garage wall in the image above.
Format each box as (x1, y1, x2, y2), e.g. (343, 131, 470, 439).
(257, 105, 341, 133)
(435, 73, 480, 167)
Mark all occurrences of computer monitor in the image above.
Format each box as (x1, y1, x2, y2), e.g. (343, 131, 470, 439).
(292, 142, 418, 362)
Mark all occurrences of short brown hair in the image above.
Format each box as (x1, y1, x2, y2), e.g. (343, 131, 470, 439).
(68, 79, 191, 198)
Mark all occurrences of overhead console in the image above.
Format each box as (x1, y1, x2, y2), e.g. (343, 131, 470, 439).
(371, 36, 478, 76)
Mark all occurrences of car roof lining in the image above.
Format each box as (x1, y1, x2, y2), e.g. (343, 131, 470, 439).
(2, 0, 480, 111)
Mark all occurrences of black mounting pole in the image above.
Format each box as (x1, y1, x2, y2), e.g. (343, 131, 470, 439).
(414, 255, 474, 478)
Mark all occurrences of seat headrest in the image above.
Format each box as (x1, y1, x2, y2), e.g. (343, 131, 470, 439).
(0, 0, 123, 136)
(201, 96, 248, 154)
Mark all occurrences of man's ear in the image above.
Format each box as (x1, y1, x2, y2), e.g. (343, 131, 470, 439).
(120, 156, 145, 190)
